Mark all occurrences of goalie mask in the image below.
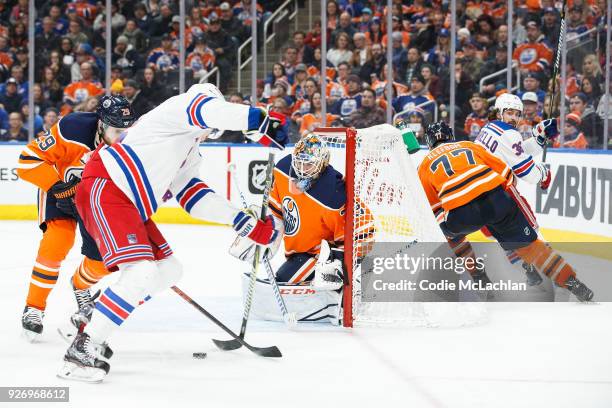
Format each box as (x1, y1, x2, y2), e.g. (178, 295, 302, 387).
(424, 121, 455, 149)
(291, 134, 330, 192)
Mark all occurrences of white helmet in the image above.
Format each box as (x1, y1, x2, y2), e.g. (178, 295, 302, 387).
(186, 83, 224, 99)
(494, 93, 523, 116)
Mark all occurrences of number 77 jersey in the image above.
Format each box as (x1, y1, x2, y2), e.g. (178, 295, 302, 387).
(417, 141, 514, 223)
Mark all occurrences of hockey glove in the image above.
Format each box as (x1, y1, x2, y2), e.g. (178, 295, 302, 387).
(532, 119, 559, 147)
(232, 209, 280, 247)
(244, 108, 287, 149)
(49, 179, 79, 217)
(536, 162, 552, 190)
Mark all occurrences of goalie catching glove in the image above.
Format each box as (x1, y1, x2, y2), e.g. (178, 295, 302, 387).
(244, 107, 287, 149)
(49, 178, 79, 217)
(231, 206, 282, 258)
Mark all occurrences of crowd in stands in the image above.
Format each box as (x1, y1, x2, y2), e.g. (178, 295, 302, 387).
(0, 0, 610, 149)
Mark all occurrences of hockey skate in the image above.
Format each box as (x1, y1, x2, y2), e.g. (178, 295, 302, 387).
(70, 279, 99, 328)
(471, 269, 494, 300)
(57, 332, 110, 383)
(564, 276, 594, 302)
(22, 306, 44, 342)
(522, 263, 543, 286)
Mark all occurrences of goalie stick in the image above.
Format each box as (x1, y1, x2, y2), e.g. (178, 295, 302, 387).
(213, 151, 276, 351)
(227, 161, 298, 327)
(542, 0, 567, 162)
(171, 286, 281, 358)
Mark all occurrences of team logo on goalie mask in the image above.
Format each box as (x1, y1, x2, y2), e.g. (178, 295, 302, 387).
(282, 197, 300, 236)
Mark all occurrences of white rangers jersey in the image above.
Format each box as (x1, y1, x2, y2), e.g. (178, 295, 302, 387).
(474, 120, 544, 185)
(87, 84, 265, 224)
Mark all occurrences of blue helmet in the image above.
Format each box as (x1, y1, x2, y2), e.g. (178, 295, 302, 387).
(97, 95, 136, 128)
(424, 121, 454, 149)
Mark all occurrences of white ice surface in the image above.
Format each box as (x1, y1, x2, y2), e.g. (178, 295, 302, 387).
(0, 221, 611, 408)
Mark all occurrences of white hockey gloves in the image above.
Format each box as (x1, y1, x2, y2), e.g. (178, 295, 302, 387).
(244, 107, 287, 149)
(230, 206, 282, 262)
(536, 162, 551, 190)
(532, 119, 559, 147)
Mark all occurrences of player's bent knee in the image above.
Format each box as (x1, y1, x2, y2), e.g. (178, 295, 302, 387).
(149, 256, 183, 296)
(116, 260, 158, 301)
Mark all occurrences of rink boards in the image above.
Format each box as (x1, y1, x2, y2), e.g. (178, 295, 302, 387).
(0, 142, 610, 242)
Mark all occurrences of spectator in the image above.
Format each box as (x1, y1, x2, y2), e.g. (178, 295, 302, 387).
(371, 63, 409, 100)
(206, 17, 235, 92)
(0, 36, 12, 82)
(580, 76, 602, 106)
(233, 0, 264, 26)
(281, 45, 299, 82)
(390, 32, 408, 72)
(401, 47, 423, 85)
(289, 63, 309, 102)
(66, 20, 89, 47)
(580, 54, 604, 86)
(518, 72, 546, 106)
(350, 32, 369, 69)
(365, 17, 383, 46)
(150, 4, 174, 37)
(425, 28, 451, 69)
(40, 66, 63, 107)
(512, 20, 553, 75)
(355, 7, 373, 33)
(326, 32, 353, 68)
(596, 82, 612, 123)
(113, 35, 141, 75)
(42, 107, 59, 131)
(70, 43, 101, 83)
(393, 73, 435, 120)
(269, 78, 293, 109)
(74, 95, 100, 112)
(264, 63, 288, 98)
(133, 4, 153, 34)
(305, 19, 322, 49)
(382, 17, 410, 49)
(0, 77, 23, 113)
(359, 42, 386, 85)
(492, 24, 509, 50)
(35, 17, 60, 57)
(406, 108, 427, 140)
(0, 112, 27, 142)
(186, 36, 216, 81)
(123, 79, 154, 119)
(541, 7, 560, 47)
(32, 83, 52, 116)
(219, 2, 246, 43)
(331, 12, 357, 46)
(292, 77, 318, 117)
(420, 64, 440, 100)
(299, 91, 339, 136)
(460, 41, 485, 82)
(566, 4, 589, 39)
(554, 112, 588, 149)
(569, 92, 603, 148)
(140, 67, 166, 106)
(331, 74, 362, 120)
(9, 22, 27, 49)
(348, 88, 385, 129)
(147, 34, 179, 72)
(480, 45, 509, 97)
(122, 19, 147, 54)
(2, 64, 28, 96)
(48, 5, 69, 36)
(93, 3, 126, 33)
(20, 102, 44, 135)
(293, 31, 315, 66)
(63, 62, 104, 107)
(326, 1, 340, 30)
(518, 92, 541, 139)
(464, 92, 488, 140)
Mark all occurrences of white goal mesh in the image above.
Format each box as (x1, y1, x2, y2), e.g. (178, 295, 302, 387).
(314, 124, 487, 328)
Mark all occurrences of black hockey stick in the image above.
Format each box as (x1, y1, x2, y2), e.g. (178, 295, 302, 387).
(171, 286, 281, 358)
(542, 0, 567, 162)
(213, 151, 276, 351)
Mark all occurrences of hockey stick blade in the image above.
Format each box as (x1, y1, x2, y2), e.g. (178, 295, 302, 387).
(171, 286, 281, 358)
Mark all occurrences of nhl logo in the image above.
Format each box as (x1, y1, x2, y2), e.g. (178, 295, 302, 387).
(103, 99, 112, 108)
(282, 197, 300, 236)
(248, 160, 269, 194)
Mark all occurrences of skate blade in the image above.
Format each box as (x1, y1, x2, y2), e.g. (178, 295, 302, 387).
(22, 329, 42, 343)
(57, 361, 106, 383)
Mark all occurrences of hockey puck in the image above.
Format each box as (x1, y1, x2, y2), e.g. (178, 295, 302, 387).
(192, 352, 207, 359)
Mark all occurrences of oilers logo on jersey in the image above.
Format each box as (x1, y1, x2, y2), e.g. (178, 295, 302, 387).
(282, 196, 300, 236)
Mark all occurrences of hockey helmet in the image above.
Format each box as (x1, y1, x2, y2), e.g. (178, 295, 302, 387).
(494, 93, 523, 117)
(97, 95, 136, 129)
(424, 121, 455, 149)
(291, 134, 330, 191)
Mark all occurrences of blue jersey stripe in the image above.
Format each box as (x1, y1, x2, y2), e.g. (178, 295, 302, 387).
(107, 148, 147, 220)
(122, 144, 158, 213)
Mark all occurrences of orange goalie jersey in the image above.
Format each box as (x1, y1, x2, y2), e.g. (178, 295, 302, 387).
(269, 154, 347, 256)
(418, 141, 514, 222)
(17, 112, 99, 193)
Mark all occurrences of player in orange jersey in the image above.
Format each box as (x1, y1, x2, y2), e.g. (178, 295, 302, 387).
(418, 122, 593, 301)
(16, 96, 136, 340)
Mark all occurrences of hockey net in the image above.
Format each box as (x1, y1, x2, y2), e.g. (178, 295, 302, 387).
(313, 124, 486, 328)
